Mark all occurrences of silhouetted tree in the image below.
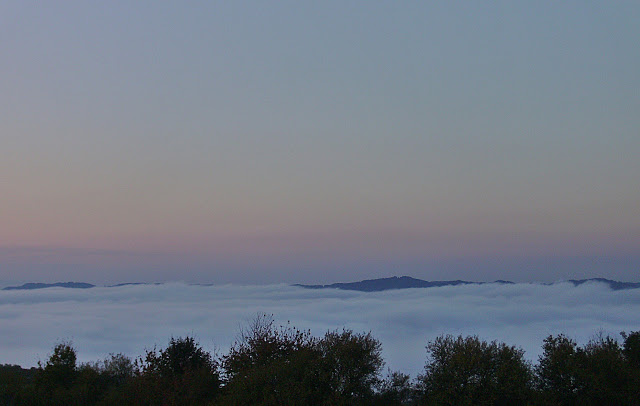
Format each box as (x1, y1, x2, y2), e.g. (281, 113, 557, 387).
(622, 331, 640, 368)
(574, 334, 630, 406)
(22, 341, 80, 405)
(38, 342, 78, 390)
(99, 353, 135, 387)
(6, 320, 640, 406)
(221, 314, 385, 405)
(536, 332, 638, 406)
(0, 364, 37, 405)
(374, 370, 417, 405)
(622, 330, 640, 405)
(319, 329, 384, 405)
(419, 335, 532, 406)
(536, 334, 579, 405)
(221, 314, 323, 405)
(130, 336, 220, 406)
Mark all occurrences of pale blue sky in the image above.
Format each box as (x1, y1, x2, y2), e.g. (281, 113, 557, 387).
(1, 1, 638, 284)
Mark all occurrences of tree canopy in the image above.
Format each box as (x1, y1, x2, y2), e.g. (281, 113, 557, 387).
(2, 320, 639, 405)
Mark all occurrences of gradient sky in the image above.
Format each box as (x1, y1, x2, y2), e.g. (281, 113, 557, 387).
(1, 1, 639, 284)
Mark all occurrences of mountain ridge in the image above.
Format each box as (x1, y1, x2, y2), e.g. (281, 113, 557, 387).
(2, 282, 95, 290)
(294, 276, 640, 292)
(3, 276, 639, 291)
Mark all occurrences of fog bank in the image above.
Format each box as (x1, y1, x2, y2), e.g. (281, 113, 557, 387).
(1, 281, 638, 376)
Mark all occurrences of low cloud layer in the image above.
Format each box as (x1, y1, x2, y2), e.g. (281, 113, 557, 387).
(1, 282, 639, 377)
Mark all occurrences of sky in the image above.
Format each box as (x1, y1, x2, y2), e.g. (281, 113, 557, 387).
(2, 281, 640, 376)
(1, 2, 639, 284)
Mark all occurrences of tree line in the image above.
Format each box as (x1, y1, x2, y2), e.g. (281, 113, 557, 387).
(1, 314, 639, 405)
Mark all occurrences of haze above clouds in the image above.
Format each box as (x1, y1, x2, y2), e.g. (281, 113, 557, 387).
(1, 2, 639, 283)
(2, 282, 639, 376)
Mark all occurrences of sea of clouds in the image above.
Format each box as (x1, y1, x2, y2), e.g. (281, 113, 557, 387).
(1, 281, 639, 377)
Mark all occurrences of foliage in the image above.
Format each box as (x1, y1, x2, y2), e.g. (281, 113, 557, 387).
(375, 370, 418, 405)
(622, 331, 640, 406)
(129, 336, 221, 405)
(221, 314, 384, 406)
(37, 341, 78, 390)
(0, 364, 37, 405)
(536, 334, 579, 405)
(318, 328, 384, 404)
(3, 323, 640, 405)
(419, 335, 532, 406)
(536, 332, 640, 406)
(622, 330, 640, 368)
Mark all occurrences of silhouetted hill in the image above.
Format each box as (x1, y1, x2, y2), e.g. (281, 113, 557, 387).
(565, 278, 640, 290)
(3, 277, 638, 292)
(296, 276, 500, 291)
(2, 282, 95, 290)
(295, 276, 639, 292)
(107, 282, 164, 287)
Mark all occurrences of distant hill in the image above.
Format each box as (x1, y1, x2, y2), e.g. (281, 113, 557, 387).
(2, 282, 95, 290)
(564, 278, 640, 291)
(3, 276, 638, 292)
(295, 276, 477, 292)
(107, 282, 164, 287)
(2, 282, 172, 290)
(295, 276, 639, 292)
